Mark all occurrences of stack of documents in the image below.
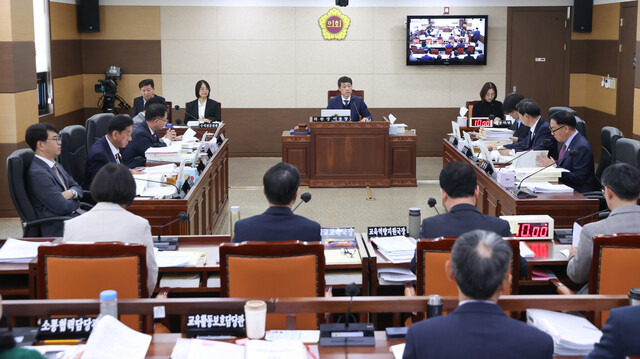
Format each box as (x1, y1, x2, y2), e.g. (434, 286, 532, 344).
(479, 128, 513, 142)
(170, 338, 312, 359)
(145, 143, 183, 163)
(523, 182, 574, 193)
(527, 309, 602, 356)
(156, 250, 204, 267)
(377, 267, 416, 283)
(370, 236, 416, 264)
(514, 167, 568, 182)
(0, 238, 47, 263)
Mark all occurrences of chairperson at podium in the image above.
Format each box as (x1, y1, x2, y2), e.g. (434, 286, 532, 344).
(327, 76, 372, 122)
(63, 163, 158, 296)
(184, 80, 221, 124)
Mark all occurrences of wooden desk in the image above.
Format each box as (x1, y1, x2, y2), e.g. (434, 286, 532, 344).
(443, 139, 599, 228)
(158, 123, 226, 138)
(126, 138, 229, 235)
(282, 122, 416, 187)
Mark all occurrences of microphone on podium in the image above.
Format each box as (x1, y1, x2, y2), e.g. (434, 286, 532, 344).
(512, 150, 579, 198)
(292, 192, 312, 212)
(175, 104, 199, 122)
(156, 211, 189, 242)
(428, 197, 440, 215)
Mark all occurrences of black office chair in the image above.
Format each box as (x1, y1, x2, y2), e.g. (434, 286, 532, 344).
(548, 106, 587, 138)
(548, 106, 576, 117)
(85, 113, 113, 149)
(596, 126, 623, 182)
(6, 149, 73, 237)
(58, 125, 87, 188)
(615, 138, 640, 168)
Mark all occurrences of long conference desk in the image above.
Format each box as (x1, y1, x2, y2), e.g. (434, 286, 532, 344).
(282, 121, 417, 187)
(443, 139, 599, 228)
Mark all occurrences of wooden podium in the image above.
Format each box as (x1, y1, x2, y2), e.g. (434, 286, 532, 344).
(282, 122, 416, 187)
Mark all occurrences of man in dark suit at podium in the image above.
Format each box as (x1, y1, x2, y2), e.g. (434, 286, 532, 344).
(85, 115, 133, 186)
(122, 102, 177, 168)
(404, 230, 554, 359)
(327, 76, 372, 122)
(500, 98, 557, 159)
(233, 162, 321, 243)
(131, 79, 165, 118)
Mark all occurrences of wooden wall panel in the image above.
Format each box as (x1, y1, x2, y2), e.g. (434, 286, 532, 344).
(3, 0, 34, 42)
(51, 39, 83, 78)
(634, 88, 640, 136)
(82, 74, 162, 110)
(53, 75, 84, 116)
(0, 0, 13, 41)
(81, 40, 162, 74)
(572, 2, 620, 41)
(570, 73, 617, 115)
(585, 40, 619, 76)
(81, 6, 161, 40)
(0, 90, 38, 144)
(0, 41, 37, 93)
(49, 2, 80, 41)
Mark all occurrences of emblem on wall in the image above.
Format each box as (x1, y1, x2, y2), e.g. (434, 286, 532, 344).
(318, 8, 351, 40)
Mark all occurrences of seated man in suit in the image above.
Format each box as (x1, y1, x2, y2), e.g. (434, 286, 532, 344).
(25, 123, 83, 236)
(131, 96, 166, 131)
(503, 92, 529, 144)
(85, 114, 133, 187)
(567, 163, 640, 293)
(122, 102, 178, 168)
(404, 230, 553, 359)
(327, 76, 372, 122)
(131, 78, 165, 118)
(536, 111, 597, 193)
(499, 98, 558, 159)
(409, 161, 527, 276)
(233, 162, 321, 243)
(586, 305, 640, 359)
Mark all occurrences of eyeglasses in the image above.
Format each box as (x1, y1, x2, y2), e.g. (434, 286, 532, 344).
(342, 248, 355, 258)
(551, 125, 566, 134)
(47, 137, 61, 143)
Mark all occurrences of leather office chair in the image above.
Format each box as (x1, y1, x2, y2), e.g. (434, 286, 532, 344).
(327, 89, 364, 103)
(614, 138, 640, 169)
(548, 106, 576, 118)
(589, 234, 640, 325)
(7, 149, 74, 237)
(85, 113, 114, 149)
(582, 127, 623, 212)
(219, 241, 329, 330)
(37, 242, 150, 332)
(58, 125, 87, 188)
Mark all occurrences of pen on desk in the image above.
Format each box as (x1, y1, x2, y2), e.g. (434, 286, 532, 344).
(305, 344, 318, 359)
(42, 339, 83, 345)
(197, 335, 236, 340)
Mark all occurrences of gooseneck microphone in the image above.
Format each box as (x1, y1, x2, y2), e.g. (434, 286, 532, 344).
(428, 197, 440, 215)
(156, 211, 189, 241)
(292, 192, 312, 212)
(137, 177, 181, 198)
(344, 283, 360, 329)
(175, 104, 199, 122)
(512, 151, 578, 198)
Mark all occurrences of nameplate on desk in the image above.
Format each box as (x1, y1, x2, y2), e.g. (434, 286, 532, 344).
(196, 161, 205, 174)
(206, 148, 214, 159)
(367, 226, 407, 237)
(460, 146, 475, 161)
(198, 122, 220, 129)
(478, 159, 494, 175)
(36, 317, 96, 341)
(185, 313, 245, 338)
(311, 116, 351, 122)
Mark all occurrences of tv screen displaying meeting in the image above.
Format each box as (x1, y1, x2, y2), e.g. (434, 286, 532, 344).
(407, 15, 488, 66)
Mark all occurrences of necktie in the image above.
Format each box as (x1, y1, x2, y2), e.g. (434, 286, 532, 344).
(115, 152, 122, 164)
(558, 144, 567, 162)
(52, 164, 68, 191)
(344, 100, 349, 107)
(152, 133, 157, 141)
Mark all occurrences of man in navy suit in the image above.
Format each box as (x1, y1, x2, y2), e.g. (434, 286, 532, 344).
(404, 230, 554, 359)
(503, 92, 530, 143)
(500, 98, 557, 159)
(233, 162, 321, 243)
(327, 76, 372, 122)
(122, 102, 177, 168)
(536, 111, 597, 193)
(84, 115, 133, 187)
(409, 161, 528, 275)
(131, 79, 165, 118)
(586, 305, 640, 359)
(25, 123, 83, 236)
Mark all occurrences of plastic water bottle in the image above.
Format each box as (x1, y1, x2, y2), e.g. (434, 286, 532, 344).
(98, 290, 118, 320)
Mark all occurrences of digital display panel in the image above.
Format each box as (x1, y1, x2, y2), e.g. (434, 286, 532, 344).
(516, 223, 549, 238)
(469, 118, 493, 128)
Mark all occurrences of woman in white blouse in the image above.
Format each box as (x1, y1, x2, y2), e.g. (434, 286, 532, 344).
(184, 79, 221, 124)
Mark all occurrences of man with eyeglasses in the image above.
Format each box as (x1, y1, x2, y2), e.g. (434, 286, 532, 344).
(25, 123, 83, 236)
(122, 102, 178, 168)
(498, 98, 558, 159)
(535, 111, 597, 193)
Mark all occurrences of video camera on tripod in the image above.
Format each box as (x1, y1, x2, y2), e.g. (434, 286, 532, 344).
(94, 66, 131, 114)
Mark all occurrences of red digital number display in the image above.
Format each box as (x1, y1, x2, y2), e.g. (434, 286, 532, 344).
(471, 119, 492, 127)
(516, 223, 549, 238)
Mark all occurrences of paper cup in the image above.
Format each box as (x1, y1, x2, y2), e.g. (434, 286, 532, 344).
(244, 300, 267, 339)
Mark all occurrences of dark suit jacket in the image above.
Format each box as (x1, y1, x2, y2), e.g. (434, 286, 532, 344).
(185, 98, 221, 123)
(122, 121, 166, 168)
(586, 305, 640, 359)
(509, 119, 530, 142)
(327, 95, 372, 122)
(557, 132, 597, 193)
(85, 136, 119, 186)
(27, 157, 81, 236)
(132, 95, 166, 118)
(410, 203, 512, 274)
(403, 302, 554, 359)
(504, 117, 558, 159)
(233, 206, 321, 243)
(472, 100, 503, 119)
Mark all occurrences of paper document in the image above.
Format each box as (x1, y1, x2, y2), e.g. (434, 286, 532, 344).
(525, 182, 574, 193)
(371, 236, 416, 264)
(572, 222, 582, 247)
(82, 315, 152, 359)
(182, 128, 198, 142)
(324, 248, 360, 265)
(244, 339, 307, 359)
(265, 330, 320, 343)
(0, 238, 48, 263)
(143, 164, 175, 174)
(511, 150, 548, 168)
(391, 343, 406, 359)
(140, 186, 177, 198)
(187, 339, 245, 358)
(156, 250, 203, 267)
(527, 309, 602, 356)
(519, 242, 535, 258)
(377, 267, 416, 282)
(159, 273, 201, 288)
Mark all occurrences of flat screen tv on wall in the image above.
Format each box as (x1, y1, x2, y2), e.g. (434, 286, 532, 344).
(407, 15, 488, 66)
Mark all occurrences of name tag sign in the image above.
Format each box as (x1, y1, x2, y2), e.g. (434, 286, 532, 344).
(448, 135, 458, 147)
(196, 160, 206, 174)
(460, 146, 475, 160)
(478, 159, 494, 175)
(367, 226, 407, 237)
(185, 313, 246, 338)
(36, 317, 96, 341)
(199, 122, 220, 129)
(206, 148, 214, 159)
(311, 116, 350, 122)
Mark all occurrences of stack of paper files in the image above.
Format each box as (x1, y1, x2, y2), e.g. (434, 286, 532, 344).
(145, 143, 183, 163)
(156, 250, 203, 267)
(370, 236, 416, 264)
(170, 338, 310, 359)
(514, 167, 568, 182)
(480, 128, 514, 141)
(378, 267, 416, 283)
(524, 182, 574, 193)
(527, 309, 602, 356)
(0, 238, 47, 263)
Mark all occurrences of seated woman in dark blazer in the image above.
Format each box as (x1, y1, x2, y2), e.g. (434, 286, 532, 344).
(185, 79, 221, 123)
(472, 81, 503, 119)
